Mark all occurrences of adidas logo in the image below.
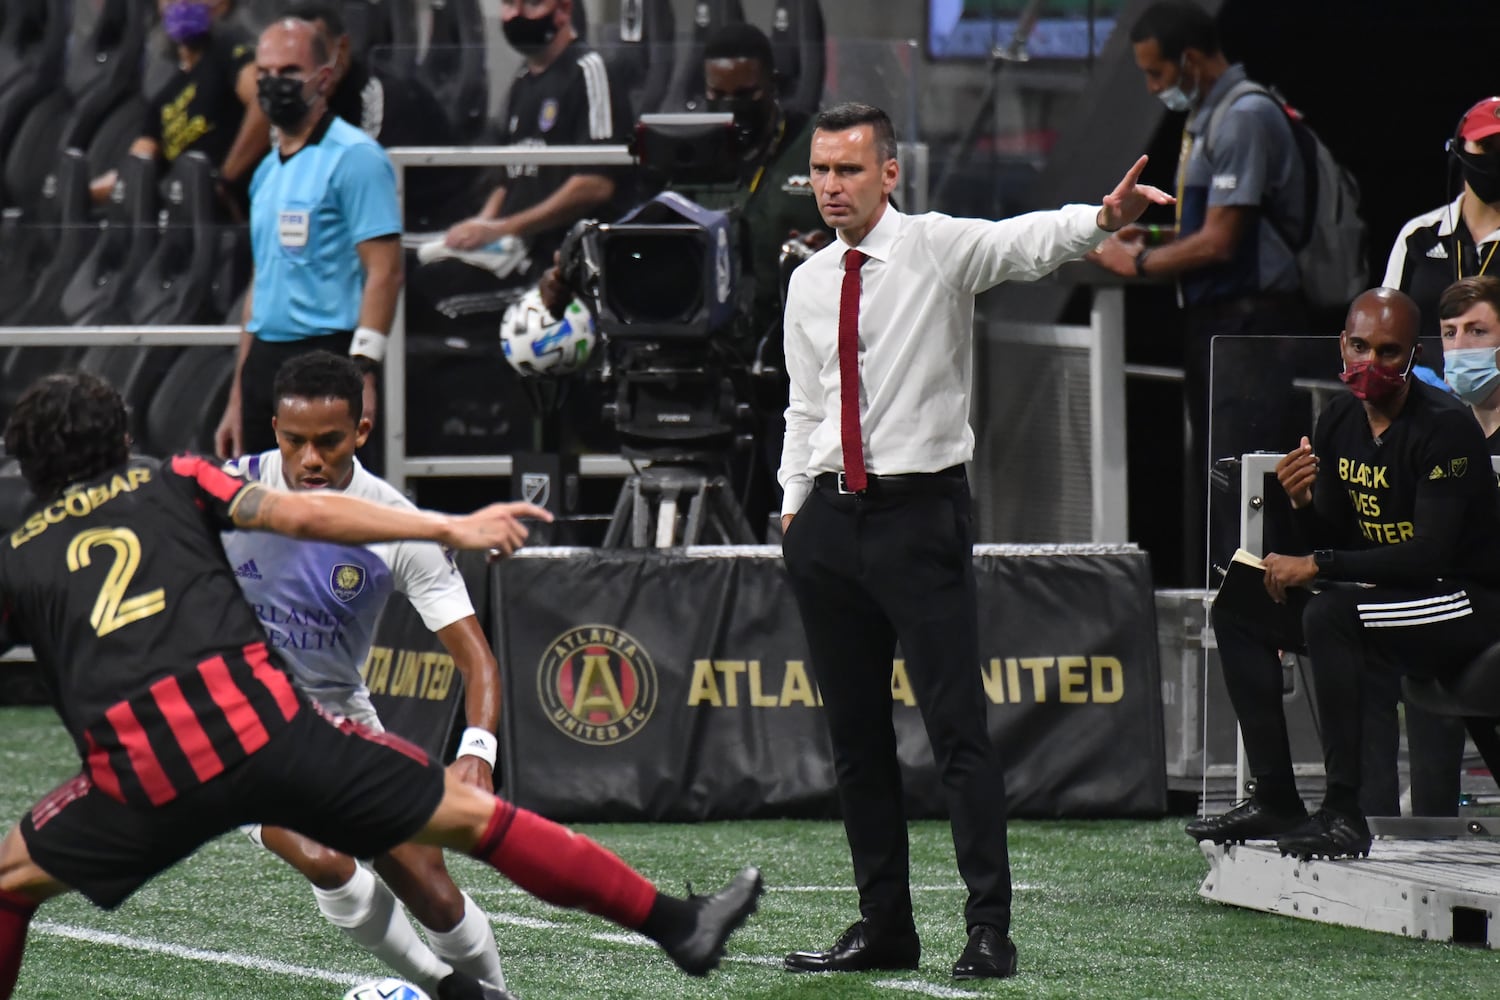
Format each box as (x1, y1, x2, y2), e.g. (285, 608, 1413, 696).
(1428, 466, 1446, 480)
(1426, 244, 1449, 259)
(235, 559, 263, 580)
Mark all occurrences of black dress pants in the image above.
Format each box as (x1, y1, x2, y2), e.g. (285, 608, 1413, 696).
(782, 474, 1011, 935)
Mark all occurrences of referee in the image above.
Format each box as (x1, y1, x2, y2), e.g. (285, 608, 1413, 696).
(215, 16, 401, 460)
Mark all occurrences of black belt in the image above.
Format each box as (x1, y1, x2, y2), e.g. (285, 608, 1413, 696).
(813, 465, 966, 498)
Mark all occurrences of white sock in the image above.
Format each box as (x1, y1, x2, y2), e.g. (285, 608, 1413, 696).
(422, 892, 506, 990)
(313, 864, 453, 992)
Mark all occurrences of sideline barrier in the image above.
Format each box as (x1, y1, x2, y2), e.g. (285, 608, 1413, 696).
(480, 543, 1165, 822)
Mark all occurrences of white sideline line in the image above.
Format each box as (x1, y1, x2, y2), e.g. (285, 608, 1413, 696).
(32, 921, 358, 985)
(871, 979, 980, 999)
(491, 912, 563, 930)
(475, 883, 1021, 898)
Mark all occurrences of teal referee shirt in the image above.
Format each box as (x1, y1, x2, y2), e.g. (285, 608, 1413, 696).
(247, 115, 400, 341)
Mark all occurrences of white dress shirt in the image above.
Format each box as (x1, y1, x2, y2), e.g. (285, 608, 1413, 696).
(778, 203, 1109, 515)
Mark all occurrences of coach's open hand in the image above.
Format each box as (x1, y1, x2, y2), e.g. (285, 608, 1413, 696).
(445, 501, 553, 556)
(1096, 155, 1174, 232)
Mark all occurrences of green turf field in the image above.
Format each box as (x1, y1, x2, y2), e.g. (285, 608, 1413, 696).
(1, 706, 1493, 999)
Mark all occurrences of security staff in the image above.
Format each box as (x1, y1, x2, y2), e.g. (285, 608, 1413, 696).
(214, 16, 401, 460)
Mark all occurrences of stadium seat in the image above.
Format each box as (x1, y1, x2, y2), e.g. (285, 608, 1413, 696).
(415, 0, 487, 141)
(658, 0, 744, 113)
(83, 95, 148, 187)
(76, 344, 185, 449)
(1401, 650, 1500, 777)
(0, 343, 86, 433)
(0, 0, 68, 205)
(14, 149, 101, 325)
(143, 347, 237, 458)
(0, 143, 81, 323)
(607, 0, 675, 123)
(769, 0, 825, 117)
(56, 153, 160, 326)
(572, 0, 588, 41)
(124, 152, 222, 325)
(358, 0, 419, 76)
(0, 459, 34, 533)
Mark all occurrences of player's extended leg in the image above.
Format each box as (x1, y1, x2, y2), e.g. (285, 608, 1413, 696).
(413, 772, 763, 977)
(256, 825, 453, 993)
(0, 825, 70, 999)
(375, 842, 506, 989)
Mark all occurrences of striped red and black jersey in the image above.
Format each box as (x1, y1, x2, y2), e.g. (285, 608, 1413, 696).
(0, 453, 305, 806)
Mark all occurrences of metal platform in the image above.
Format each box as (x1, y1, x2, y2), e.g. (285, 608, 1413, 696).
(1199, 839, 1500, 947)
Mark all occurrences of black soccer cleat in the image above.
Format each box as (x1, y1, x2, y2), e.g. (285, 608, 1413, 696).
(437, 971, 519, 1000)
(1276, 808, 1372, 861)
(1185, 798, 1307, 844)
(663, 865, 765, 977)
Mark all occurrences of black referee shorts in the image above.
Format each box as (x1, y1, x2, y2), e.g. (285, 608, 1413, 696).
(20, 703, 445, 909)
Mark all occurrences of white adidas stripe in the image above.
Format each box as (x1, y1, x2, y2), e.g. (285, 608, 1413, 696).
(1359, 598, 1471, 621)
(1363, 607, 1475, 628)
(1356, 591, 1468, 612)
(579, 51, 612, 140)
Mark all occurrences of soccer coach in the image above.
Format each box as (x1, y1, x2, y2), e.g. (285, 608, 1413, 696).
(216, 15, 401, 460)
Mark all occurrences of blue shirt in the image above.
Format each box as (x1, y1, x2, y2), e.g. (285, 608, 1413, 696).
(247, 115, 400, 340)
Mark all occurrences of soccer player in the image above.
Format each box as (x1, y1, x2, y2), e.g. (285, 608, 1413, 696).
(0, 372, 762, 999)
(222, 352, 506, 995)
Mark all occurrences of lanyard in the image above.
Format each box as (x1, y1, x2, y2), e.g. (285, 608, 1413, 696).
(1174, 130, 1193, 227)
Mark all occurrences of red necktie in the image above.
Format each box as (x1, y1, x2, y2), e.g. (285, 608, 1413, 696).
(839, 248, 868, 492)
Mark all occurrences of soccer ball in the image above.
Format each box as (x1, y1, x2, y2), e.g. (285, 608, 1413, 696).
(343, 979, 430, 1000)
(500, 287, 596, 376)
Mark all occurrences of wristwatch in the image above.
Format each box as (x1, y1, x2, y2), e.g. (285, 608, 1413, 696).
(1313, 549, 1334, 572)
(1134, 248, 1151, 277)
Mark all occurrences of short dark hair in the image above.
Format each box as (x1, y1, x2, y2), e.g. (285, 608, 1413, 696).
(814, 102, 897, 164)
(282, 0, 346, 38)
(1129, 1, 1221, 61)
(272, 351, 364, 422)
(4, 372, 130, 502)
(702, 22, 775, 75)
(1439, 275, 1500, 323)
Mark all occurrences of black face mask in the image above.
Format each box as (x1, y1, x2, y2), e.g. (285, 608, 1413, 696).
(503, 12, 558, 56)
(258, 75, 313, 132)
(706, 95, 775, 157)
(1454, 147, 1500, 205)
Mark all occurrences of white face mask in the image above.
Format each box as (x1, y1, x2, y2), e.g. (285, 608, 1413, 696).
(1156, 56, 1199, 112)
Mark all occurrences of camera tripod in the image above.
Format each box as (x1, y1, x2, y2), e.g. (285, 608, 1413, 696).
(602, 460, 756, 548)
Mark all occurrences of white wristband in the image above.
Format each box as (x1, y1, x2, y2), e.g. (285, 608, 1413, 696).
(349, 326, 387, 364)
(456, 726, 497, 768)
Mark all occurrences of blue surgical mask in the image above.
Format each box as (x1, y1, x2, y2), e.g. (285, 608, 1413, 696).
(1156, 56, 1199, 113)
(1444, 347, 1500, 405)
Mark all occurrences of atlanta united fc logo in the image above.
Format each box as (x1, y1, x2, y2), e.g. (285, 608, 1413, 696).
(538, 625, 658, 745)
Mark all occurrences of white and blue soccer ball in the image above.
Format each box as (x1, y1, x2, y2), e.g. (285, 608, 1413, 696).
(500, 287, 596, 376)
(343, 979, 430, 1000)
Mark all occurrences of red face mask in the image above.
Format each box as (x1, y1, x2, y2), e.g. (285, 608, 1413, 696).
(1339, 354, 1413, 403)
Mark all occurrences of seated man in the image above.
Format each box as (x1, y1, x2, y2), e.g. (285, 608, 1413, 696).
(90, 0, 269, 219)
(404, 0, 632, 334)
(1192, 288, 1500, 859)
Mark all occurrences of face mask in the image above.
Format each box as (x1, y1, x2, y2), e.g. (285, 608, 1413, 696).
(503, 10, 559, 56)
(163, 1, 214, 44)
(1156, 56, 1199, 113)
(1339, 351, 1413, 403)
(1454, 147, 1500, 205)
(1444, 346, 1500, 405)
(706, 95, 775, 157)
(258, 74, 315, 132)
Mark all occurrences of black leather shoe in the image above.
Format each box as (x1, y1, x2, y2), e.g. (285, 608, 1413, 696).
(1185, 798, 1307, 844)
(952, 925, 1017, 980)
(784, 919, 921, 973)
(662, 866, 764, 976)
(1276, 808, 1372, 860)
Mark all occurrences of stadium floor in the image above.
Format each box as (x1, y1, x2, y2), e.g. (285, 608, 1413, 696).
(1, 707, 1493, 999)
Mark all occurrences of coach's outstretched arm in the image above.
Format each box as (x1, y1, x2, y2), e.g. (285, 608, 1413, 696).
(229, 483, 551, 557)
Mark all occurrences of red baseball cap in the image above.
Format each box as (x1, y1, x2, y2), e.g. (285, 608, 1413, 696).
(1458, 97, 1500, 142)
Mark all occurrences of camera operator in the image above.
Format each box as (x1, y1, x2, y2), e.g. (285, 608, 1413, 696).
(540, 23, 828, 536)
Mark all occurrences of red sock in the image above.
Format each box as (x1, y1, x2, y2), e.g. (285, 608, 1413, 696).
(0, 889, 38, 1000)
(470, 800, 657, 929)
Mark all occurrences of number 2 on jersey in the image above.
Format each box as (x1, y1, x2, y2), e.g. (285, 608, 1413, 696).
(66, 527, 167, 637)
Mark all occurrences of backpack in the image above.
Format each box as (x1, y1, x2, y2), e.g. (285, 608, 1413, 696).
(1205, 80, 1368, 309)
